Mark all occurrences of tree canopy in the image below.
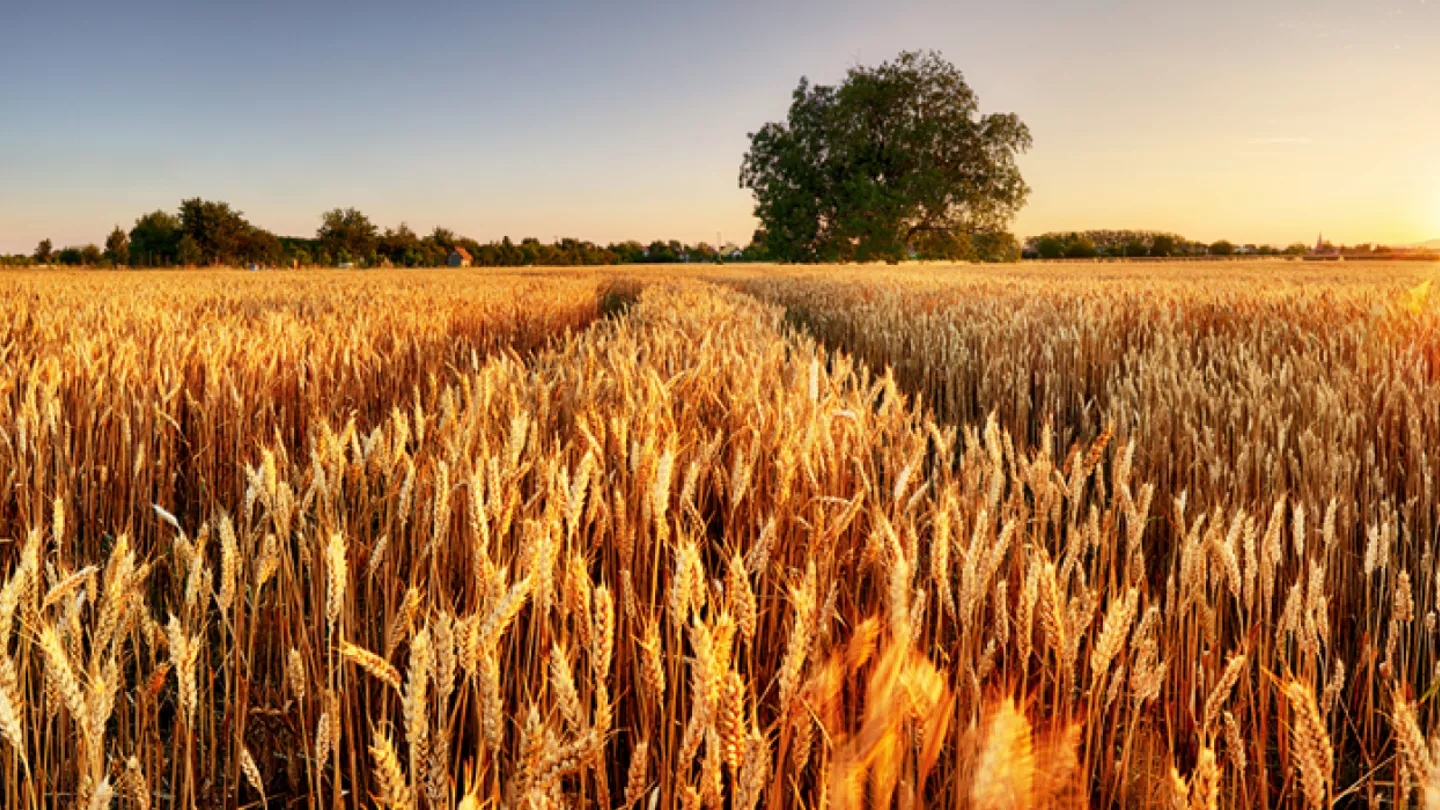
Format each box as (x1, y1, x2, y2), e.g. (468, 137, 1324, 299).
(179, 198, 252, 266)
(129, 211, 182, 266)
(318, 208, 379, 264)
(104, 226, 129, 267)
(739, 50, 1032, 263)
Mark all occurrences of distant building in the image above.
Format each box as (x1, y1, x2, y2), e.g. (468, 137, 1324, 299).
(1305, 233, 1342, 262)
(448, 247, 472, 268)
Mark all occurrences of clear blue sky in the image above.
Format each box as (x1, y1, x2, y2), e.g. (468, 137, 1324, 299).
(2, 0, 1438, 253)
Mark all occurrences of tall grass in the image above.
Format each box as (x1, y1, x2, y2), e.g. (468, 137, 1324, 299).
(1, 263, 1438, 808)
(734, 262, 1440, 807)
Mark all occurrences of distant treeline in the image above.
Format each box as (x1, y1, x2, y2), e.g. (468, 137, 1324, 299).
(0, 199, 770, 268)
(7, 212, 1429, 269)
(1023, 230, 1318, 259)
(1023, 230, 1436, 260)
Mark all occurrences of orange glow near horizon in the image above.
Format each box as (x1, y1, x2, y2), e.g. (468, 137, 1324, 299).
(1010, 137, 1440, 249)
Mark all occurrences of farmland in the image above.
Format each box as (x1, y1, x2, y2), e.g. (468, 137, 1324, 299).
(1, 260, 1440, 809)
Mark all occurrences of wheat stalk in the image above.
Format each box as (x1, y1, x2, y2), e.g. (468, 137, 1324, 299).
(340, 641, 402, 691)
(1284, 679, 1333, 809)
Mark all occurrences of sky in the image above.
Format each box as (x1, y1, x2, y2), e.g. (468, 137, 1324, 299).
(2, 0, 1438, 254)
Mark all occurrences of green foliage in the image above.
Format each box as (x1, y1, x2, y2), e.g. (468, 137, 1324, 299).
(241, 228, 285, 266)
(690, 242, 718, 262)
(1027, 230, 1200, 259)
(34, 238, 53, 264)
(317, 208, 379, 267)
(179, 198, 251, 265)
(176, 234, 201, 266)
(1064, 236, 1099, 259)
(279, 236, 312, 266)
(129, 211, 182, 267)
(911, 230, 973, 262)
(1034, 235, 1066, 259)
(608, 240, 647, 264)
(1285, 243, 1309, 256)
(740, 50, 1032, 263)
(1024, 231, 1296, 260)
(740, 230, 771, 262)
(104, 226, 130, 267)
(644, 240, 685, 263)
(428, 227, 456, 254)
(973, 232, 1021, 263)
(378, 223, 423, 267)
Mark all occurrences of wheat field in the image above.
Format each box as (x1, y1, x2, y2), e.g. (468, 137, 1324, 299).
(1, 262, 1439, 809)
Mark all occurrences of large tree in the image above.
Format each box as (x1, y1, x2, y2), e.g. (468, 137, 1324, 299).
(33, 238, 53, 264)
(740, 51, 1031, 263)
